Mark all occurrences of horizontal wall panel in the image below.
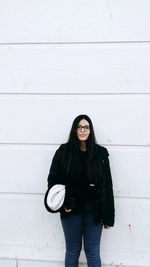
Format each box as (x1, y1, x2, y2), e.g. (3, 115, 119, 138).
(0, 259, 16, 267)
(11, 261, 122, 267)
(0, 1, 150, 43)
(0, 146, 150, 199)
(18, 261, 64, 267)
(0, 95, 149, 145)
(18, 262, 119, 267)
(0, 145, 52, 194)
(0, 44, 150, 93)
(0, 195, 150, 266)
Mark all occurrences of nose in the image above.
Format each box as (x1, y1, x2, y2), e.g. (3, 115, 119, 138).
(80, 127, 85, 132)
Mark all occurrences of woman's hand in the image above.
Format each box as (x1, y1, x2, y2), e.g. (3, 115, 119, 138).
(104, 225, 110, 229)
(64, 207, 72, 213)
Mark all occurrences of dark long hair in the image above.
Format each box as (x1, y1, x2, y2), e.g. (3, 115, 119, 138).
(61, 114, 102, 184)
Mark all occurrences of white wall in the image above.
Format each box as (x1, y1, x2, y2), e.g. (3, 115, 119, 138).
(0, 1, 150, 266)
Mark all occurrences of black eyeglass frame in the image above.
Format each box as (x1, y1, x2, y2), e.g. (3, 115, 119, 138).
(76, 125, 90, 131)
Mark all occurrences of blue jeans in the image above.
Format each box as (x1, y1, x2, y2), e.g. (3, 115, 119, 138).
(60, 205, 103, 267)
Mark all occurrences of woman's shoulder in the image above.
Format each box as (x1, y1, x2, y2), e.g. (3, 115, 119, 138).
(58, 143, 67, 151)
(55, 143, 67, 155)
(51, 143, 67, 162)
(95, 144, 109, 157)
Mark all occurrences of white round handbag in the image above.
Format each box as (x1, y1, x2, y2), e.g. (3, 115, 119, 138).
(46, 184, 66, 211)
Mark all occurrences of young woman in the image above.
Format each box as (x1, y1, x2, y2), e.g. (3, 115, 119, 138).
(45, 114, 115, 267)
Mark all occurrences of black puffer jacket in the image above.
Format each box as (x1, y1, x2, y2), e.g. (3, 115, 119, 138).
(44, 143, 115, 227)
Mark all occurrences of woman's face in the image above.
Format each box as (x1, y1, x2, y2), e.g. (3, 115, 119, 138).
(76, 119, 90, 142)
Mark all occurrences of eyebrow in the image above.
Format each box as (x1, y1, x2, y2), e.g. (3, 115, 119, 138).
(77, 125, 90, 127)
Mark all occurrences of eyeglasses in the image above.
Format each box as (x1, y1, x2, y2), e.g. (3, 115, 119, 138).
(76, 125, 90, 131)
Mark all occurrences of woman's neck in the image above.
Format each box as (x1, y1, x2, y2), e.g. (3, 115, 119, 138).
(80, 141, 86, 151)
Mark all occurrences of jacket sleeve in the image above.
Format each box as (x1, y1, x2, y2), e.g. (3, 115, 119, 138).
(47, 147, 62, 189)
(44, 146, 64, 213)
(102, 148, 115, 227)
